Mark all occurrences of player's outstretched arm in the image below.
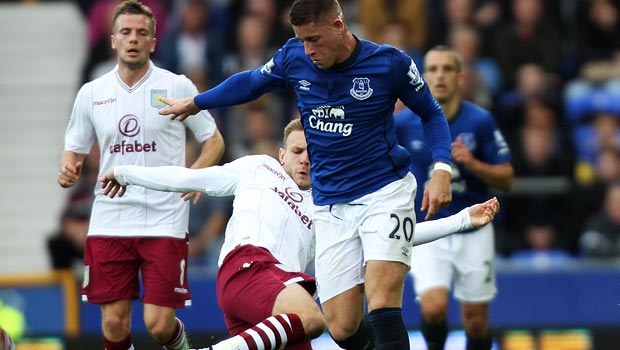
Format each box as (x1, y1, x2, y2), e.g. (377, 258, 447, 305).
(160, 70, 276, 122)
(100, 164, 240, 199)
(413, 197, 500, 246)
(159, 97, 201, 122)
(100, 167, 126, 198)
(467, 196, 500, 227)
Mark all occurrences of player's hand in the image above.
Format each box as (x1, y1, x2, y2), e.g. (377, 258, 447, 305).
(58, 161, 83, 188)
(181, 191, 203, 204)
(99, 167, 126, 198)
(159, 97, 200, 122)
(421, 168, 452, 220)
(467, 197, 500, 227)
(451, 137, 475, 168)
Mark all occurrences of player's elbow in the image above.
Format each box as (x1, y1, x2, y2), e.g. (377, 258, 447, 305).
(496, 164, 514, 191)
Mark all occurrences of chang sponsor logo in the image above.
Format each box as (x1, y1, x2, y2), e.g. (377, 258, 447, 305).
(308, 105, 353, 136)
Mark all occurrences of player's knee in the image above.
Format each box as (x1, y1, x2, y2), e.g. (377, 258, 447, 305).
(144, 316, 173, 342)
(101, 313, 130, 338)
(326, 320, 360, 341)
(300, 310, 326, 339)
(464, 316, 488, 338)
(421, 303, 448, 324)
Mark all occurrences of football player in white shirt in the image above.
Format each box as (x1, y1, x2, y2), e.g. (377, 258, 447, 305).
(57, 2, 224, 350)
(99, 119, 500, 350)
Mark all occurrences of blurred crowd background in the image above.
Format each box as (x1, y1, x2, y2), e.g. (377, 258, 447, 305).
(19, 0, 620, 272)
(0, 0, 618, 347)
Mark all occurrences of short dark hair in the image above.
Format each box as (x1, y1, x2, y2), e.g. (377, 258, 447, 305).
(289, 0, 342, 26)
(426, 45, 463, 72)
(113, 0, 156, 36)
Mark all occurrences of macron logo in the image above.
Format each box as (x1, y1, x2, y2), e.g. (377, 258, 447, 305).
(93, 98, 116, 106)
(299, 80, 311, 91)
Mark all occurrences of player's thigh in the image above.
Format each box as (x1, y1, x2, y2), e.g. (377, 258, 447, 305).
(365, 260, 409, 310)
(357, 172, 417, 266)
(139, 236, 191, 308)
(100, 298, 133, 327)
(453, 225, 497, 303)
(82, 236, 140, 304)
(273, 283, 324, 338)
(320, 284, 365, 340)
(313, 204, 365, 304)
(410, 238, 454, 296)
(273, 282, 320, 316)
(143, 303, 176, 333)
(217, 245, 315, 335)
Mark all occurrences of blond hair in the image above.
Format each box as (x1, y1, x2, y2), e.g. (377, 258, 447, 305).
(283, 119, 304, 147)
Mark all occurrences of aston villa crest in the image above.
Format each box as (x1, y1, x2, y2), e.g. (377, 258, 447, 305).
(151, 89, 167, 108)
(350, 77, 373, 100)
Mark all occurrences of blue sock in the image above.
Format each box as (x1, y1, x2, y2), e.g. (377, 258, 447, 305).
(330, 316, 375, 350)
(466, 332, 493, 350)
(368, 308, 409, 350)
(420, 318, 448, 350)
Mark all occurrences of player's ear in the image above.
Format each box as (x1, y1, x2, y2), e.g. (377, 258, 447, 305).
(278, 148, 286, 165)
(111, 34, 117, 50)
(457, 70, 466, 87)
(333, 17, 345, 34)
(150, 37, 157, 54)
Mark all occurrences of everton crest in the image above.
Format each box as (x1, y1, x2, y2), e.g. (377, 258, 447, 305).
(350, 77, 373, 100)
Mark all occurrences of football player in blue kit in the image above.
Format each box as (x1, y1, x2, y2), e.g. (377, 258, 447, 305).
(395, 46, 513, 350)
(157, 1, 453, 349)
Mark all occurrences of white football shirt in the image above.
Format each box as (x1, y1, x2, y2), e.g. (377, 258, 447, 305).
(64, 62, 217, 238)
(113, 155, 315, 272)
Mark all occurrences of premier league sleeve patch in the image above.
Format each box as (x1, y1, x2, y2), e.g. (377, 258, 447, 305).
(150, 89, 167, 108)
(407, 59, 424, 91)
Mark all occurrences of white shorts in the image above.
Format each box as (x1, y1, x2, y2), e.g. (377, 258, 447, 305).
(410, 224, 497, 303)
(314, 173, 417, 303)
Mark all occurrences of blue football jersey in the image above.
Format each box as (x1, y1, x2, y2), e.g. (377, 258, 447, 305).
(395, 101, 511, 228)
(251, 38, 451, 205)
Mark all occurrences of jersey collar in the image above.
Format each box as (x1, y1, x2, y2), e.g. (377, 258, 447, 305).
(332, 35, 362, 71)
(115, 61, 154, 93)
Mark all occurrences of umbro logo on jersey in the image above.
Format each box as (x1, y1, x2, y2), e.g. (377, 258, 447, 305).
(401, 246, 409, 257)
(299, 80, 311, 91)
